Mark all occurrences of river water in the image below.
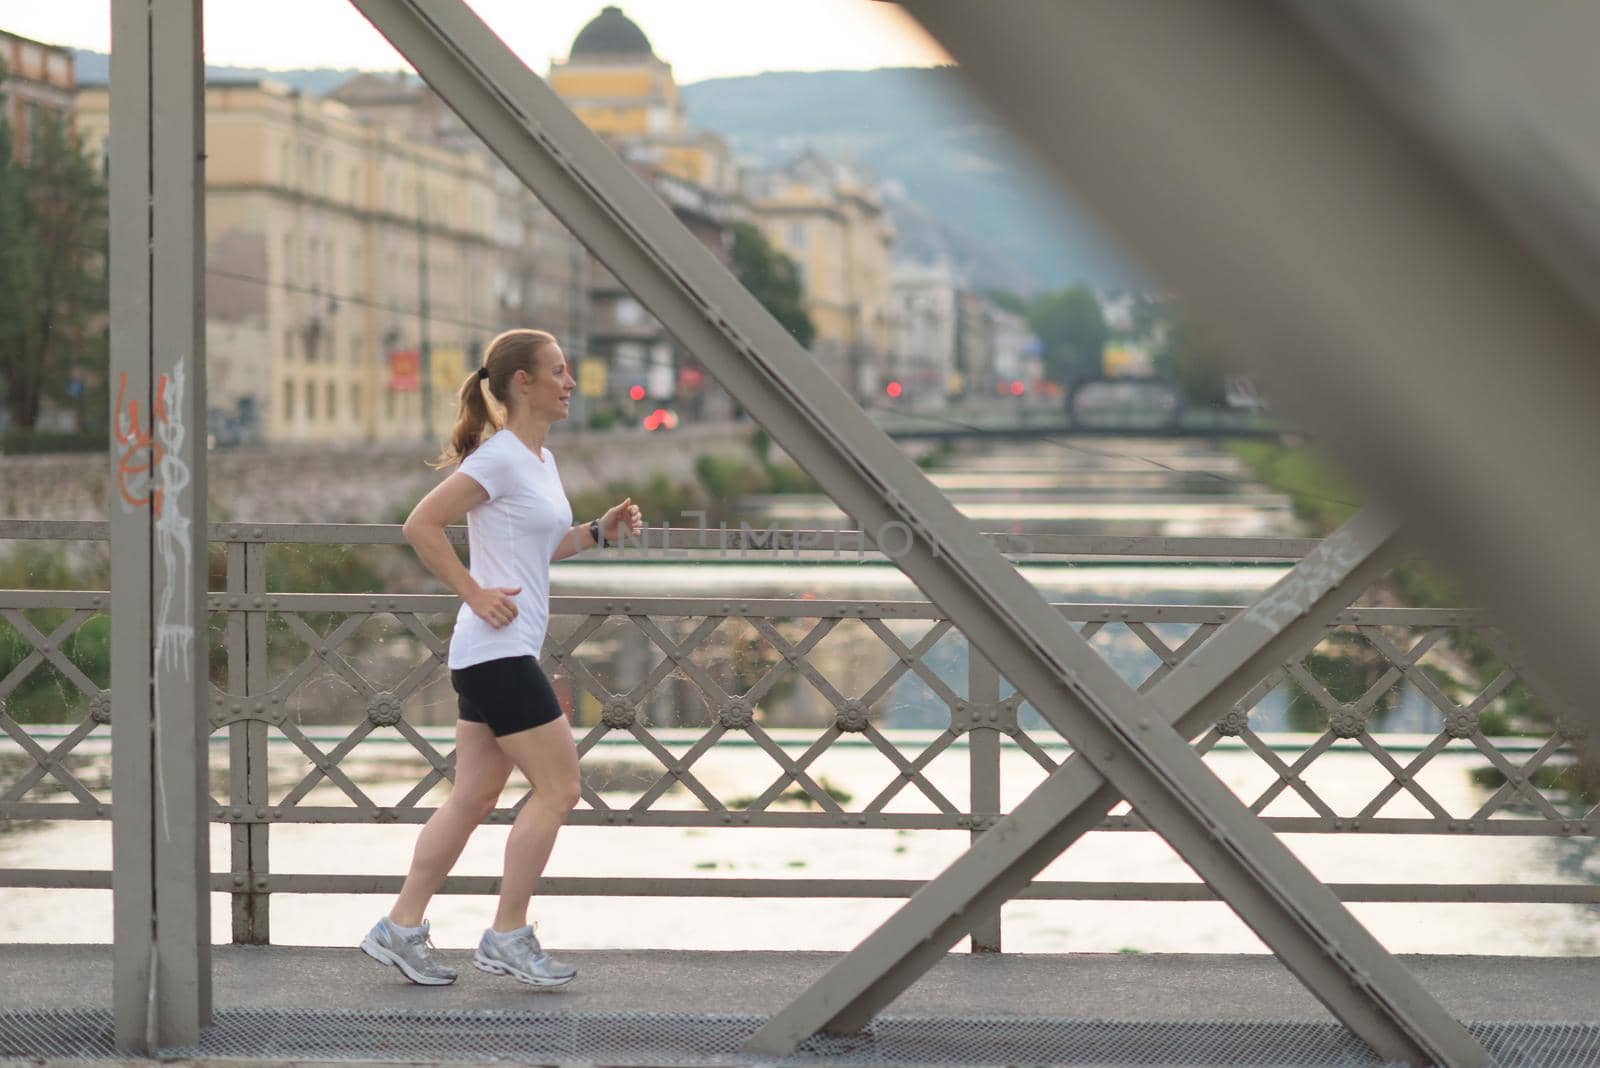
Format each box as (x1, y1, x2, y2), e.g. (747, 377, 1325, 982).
(3, 437, 1597, 955)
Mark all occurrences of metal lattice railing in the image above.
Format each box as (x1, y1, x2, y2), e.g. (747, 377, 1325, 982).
(1, 520, 1595, 947)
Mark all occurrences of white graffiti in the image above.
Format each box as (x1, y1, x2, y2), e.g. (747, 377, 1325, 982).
(153, 362, 193, 677)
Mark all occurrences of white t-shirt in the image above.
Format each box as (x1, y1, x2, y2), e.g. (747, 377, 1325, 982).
(447, 429, 574, 669)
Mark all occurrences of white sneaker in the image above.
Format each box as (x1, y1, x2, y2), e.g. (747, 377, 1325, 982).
(360, 916, 457, 986)
(473, 924, 577, 987)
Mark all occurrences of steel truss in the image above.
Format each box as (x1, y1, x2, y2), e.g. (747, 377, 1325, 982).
(336, 2, 1488, 1062)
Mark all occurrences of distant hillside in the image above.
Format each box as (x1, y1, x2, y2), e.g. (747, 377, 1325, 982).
(73, 50, 391, 97)
(74, 52, 1141, 293)
(681, 68, 1144, 294)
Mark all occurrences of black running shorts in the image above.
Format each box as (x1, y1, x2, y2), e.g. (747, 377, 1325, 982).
(451, 655, 564, 737)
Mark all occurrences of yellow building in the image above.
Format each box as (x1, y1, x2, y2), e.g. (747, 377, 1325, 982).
(548, 6, 736, 194)
(0, 29, 75, 163)
(76, 79, 499, 445)
(747, 152, 895, 396)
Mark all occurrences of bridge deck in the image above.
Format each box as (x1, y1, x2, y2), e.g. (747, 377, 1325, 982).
(2, 946, 1595, 1065)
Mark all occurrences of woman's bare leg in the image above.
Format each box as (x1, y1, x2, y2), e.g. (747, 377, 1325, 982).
(389, 719, 512, 927)
(491, 714, 581, 932)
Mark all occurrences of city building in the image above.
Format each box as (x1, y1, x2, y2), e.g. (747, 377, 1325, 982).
(548, 5, 737, 195)
(955, 291, 1042, 398)
(326, 73, 589, 352)
(546, 5, 745, 424)
(746, 151, 895, 399)
(889, 261, 959, 410)
(0, 29, 74, 162)
(76, 79, 500, 444)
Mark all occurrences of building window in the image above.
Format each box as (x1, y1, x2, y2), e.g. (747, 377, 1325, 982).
(386, 388, 396, 420)
(326, 382, 336, 420)
(350, 334, 362, 366)
(283, 328, 296, 362)
(351, 383, 362, 418)
(788, 222, 805, 249)
(306, 381, 316, 420)
(283, 380, 294, 419)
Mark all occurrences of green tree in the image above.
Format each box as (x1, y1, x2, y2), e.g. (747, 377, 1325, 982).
(1027, 285, 1106, 383)
(0, 84, 109, 432)
(731, 221, 814, 349)
(1152, 307, 1230, 407)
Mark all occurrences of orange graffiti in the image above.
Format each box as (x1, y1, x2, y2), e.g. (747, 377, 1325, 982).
(114, 372, 169, 515)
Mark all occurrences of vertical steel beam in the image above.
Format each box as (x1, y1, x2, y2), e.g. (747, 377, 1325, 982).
(344, 4, 1480, 1063)
(107, 0, 154, 1048)
(227, 542, 269, 943)
(965, 650, 1002, 953)
(109, 0, 210, 1049)
(902, 0, 1600, 738)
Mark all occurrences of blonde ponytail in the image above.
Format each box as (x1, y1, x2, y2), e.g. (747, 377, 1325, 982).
(430, 328, 559, 468)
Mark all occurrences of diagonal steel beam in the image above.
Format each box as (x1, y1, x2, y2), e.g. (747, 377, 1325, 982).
(747, 507, 1405, 1051)
(345, 3, 1481, 1063)
(902, 0, 1600, 741)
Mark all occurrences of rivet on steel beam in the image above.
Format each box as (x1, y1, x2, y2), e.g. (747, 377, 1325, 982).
(232, 875, 244, 888)
(230, 808, 241, 819)
(252, 527, 264, 538)
(255, 807, 266, 819)
(253, 878, 268, 892)
(721, 814, 732, 823)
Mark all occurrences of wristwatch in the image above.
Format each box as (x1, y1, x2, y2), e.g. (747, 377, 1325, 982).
(588, 519, 604, 548)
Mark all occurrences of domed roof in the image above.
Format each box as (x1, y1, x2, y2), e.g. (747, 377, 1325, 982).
(570, 6, 654, 59)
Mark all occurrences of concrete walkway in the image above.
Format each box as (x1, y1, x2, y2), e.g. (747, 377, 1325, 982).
(1, 945, 1593, 1022)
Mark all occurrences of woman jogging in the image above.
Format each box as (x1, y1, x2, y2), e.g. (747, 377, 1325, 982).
(361, 328, 642, 987)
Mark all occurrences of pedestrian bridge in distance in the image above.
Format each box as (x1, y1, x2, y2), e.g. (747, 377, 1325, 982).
(872, 401, 1289, 442)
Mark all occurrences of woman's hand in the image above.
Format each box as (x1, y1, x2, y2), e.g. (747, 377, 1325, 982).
(601, 497, 644, 544)
(466, 585, 522, 628)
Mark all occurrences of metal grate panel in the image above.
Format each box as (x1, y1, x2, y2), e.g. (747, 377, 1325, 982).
(3, 1008, 1599, 1066)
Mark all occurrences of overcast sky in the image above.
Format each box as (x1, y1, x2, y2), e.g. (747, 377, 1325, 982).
(0, 1, 952, 83)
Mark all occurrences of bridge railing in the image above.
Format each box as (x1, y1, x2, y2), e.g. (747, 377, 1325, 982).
(0, 519, 1593, 949)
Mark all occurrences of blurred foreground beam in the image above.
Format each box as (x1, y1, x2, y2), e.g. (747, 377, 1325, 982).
(904, 0, 1600, 733)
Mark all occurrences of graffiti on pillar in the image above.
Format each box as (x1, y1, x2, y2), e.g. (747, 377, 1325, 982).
(153, 363, 193, 674)
(112, 367, 195, 677)
(113, 371, 166, 514)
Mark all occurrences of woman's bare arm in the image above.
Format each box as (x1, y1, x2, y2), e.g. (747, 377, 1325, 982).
(403, 472, 520, 628)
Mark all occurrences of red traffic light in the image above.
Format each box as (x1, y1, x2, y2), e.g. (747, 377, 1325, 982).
(628, 384, 646, 401)
(885, 381, 903, 399)
(1010, 380, 1025, 396)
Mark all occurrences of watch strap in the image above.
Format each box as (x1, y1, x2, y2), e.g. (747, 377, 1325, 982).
(588, 519, 604, 548)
